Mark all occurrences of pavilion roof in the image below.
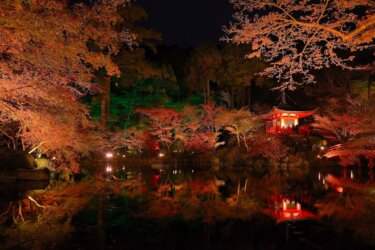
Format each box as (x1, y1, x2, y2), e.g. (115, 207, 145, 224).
(262, 91, 317, 119)
(263, 107, 317, 119)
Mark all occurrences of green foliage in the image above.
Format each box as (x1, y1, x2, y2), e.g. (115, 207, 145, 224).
(189, 95, 204, 106)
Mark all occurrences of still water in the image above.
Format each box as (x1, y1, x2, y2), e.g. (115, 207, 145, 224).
(0, 162, 374, 250)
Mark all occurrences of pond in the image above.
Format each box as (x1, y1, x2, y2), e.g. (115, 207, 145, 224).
(0, 160, 374, 250)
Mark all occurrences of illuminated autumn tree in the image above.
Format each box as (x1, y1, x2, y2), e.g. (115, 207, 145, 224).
(136, 107, 185, 150)
(224, 0, 375, 90)
(216, 108, 261, 150)
(313, 97, 375, 165)
(0, 0, 134, 172)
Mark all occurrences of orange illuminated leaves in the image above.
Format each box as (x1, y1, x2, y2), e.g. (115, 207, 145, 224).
(224, 0, 375, 90)
(0, 0, 134, 172)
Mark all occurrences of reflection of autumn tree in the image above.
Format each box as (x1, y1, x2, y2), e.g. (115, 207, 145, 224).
(0, 0, 133, 172)
(224, 0, 375, 90)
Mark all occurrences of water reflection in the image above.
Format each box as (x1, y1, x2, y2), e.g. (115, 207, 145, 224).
(1, 162, 374, 250)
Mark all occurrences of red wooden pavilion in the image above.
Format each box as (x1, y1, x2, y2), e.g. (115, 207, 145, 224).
(263, 93, 316, 136)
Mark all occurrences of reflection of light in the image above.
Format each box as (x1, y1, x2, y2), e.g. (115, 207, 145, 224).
(336, 186, 344, 193)
(105, 152, 114, 159)
(282, 200, 302, 217)
(323, 179, 326, 185)
(320, 146, 325, 150)
(122, 155, 126, 158)
(318, 172, 321, 181)
(192, 169, 194, 173)
(122, 166, 125, 170)
(350, 170, 354, 179)
(158, 152, 165, 158)
(106, 165, 112, 173)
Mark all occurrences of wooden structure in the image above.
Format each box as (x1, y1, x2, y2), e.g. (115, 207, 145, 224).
(263, 93, 316, 136)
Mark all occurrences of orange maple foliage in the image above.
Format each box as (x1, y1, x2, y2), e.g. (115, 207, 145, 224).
(224, 0, 375, 90)
(0, 0, 134, 172)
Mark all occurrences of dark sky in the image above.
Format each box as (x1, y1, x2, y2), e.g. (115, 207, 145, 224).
(137, 0, 233, 47)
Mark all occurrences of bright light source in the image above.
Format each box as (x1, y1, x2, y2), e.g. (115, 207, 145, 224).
(106, 165, 112, 173)
(320, 146, 325, 150)
(336, 186, 344, 193)
(350, 170, 354, 179)
(158, 152, 165, 158)
(105, 152, 114, 159)
(52, 156, 56, 160)
(122, 155, 126, 158)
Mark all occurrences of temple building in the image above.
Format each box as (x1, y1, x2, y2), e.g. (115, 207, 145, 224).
(263, 93, 316, 136)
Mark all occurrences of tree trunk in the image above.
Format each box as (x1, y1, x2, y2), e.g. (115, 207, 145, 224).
(345, 81, 351, 95)
(231, 89, 235, 110)
(248, 85, 251, 111)
(368, 74, 374, 100)
(241, 88, 245, 108)
(207, 80, 210, 103)
(101, 76, 110, 127)
(250, 78, 256, 112)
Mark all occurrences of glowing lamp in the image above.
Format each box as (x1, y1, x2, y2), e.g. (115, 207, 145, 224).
(106, 166, 112, 173)
(158, 152, 165, 158)
(336, 186, 344, 193)
(105, 152, 114, 159)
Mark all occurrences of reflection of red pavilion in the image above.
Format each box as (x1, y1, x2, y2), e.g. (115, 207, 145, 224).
(265, 196, 318, 223)
(263, 93, 316, 136)
(282, 199, 301, 218)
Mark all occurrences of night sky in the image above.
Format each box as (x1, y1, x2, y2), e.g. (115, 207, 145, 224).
(137, 0, 233, 47)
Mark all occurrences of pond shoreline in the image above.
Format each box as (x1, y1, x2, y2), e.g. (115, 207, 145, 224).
(0, 168, 50, 182)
